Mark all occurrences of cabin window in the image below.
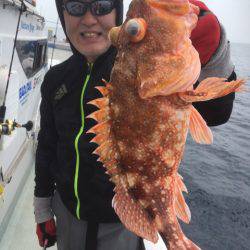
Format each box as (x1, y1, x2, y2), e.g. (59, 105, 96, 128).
(16, 39, 47, 78)
(33, 41, 47, 71)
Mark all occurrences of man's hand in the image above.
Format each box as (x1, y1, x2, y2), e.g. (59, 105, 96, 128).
(36, 218, 56, 248)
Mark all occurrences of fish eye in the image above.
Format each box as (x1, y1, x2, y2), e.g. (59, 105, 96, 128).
(125, 18, 147, 43)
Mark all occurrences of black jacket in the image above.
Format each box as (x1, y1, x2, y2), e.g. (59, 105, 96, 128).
(35, 47, 119, 222)
(34, 44, 236, 222)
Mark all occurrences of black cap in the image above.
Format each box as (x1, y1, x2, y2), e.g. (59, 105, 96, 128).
(114, 0, 123, 26)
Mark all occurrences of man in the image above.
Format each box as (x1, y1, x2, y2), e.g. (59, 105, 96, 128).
(34, 0, 237, 249)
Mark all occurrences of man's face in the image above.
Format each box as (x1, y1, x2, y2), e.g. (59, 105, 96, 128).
(63, 0, 116, 61)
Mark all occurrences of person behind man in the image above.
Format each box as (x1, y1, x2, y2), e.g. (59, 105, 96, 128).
(34, 0, 237, 249)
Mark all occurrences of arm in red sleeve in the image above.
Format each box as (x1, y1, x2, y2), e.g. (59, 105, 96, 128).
(190, 0, 236, 126)
(190, 0, 221, 66)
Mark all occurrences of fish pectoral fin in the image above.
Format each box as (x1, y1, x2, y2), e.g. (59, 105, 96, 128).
(189, 106, 213, 144)
(113, 185, 158, 243)
(174, 174, 191, 224)
(179, 77, 246, 103)
(177, 173, 188, 193)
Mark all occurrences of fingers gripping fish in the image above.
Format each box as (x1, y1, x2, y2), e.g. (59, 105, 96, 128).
(87, 0, 245, 249)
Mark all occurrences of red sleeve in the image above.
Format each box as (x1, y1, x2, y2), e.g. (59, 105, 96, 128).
(190, 0, 221, 66)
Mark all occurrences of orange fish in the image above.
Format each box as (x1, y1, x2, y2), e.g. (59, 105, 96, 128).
(87, 0, 245, 249)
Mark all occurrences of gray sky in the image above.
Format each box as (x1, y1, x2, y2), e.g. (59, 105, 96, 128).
(37, 0, 250, 44)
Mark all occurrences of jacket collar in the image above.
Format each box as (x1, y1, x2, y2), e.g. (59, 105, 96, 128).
(72, 45, 117, 70)
(55, 45, 117, 100)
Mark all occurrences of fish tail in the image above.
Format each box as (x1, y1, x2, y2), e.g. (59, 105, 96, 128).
(160, 232, 201, 250)
(179, 77, 246, 103)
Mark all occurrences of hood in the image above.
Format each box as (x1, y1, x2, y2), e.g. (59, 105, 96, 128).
(55, 0, 123, 57)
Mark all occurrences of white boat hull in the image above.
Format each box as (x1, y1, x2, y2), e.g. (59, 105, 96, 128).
(0, 0, 47, 239)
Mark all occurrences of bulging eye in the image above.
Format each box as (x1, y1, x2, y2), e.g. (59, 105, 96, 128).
(125, 18, 147, 43)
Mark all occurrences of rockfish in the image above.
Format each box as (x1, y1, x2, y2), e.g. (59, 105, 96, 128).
(87, 0, 245, 249)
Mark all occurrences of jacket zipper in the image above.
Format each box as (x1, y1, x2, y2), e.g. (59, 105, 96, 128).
(74, 62, 93, 219)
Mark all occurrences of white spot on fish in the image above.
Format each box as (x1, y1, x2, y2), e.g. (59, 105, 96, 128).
(165, 178, 171, 189)
(173, 234, 179, 240)
(143, 184, 151, 193)
(111, 103, 120, 117)
(134, 146, 146, 160)
(139, 199, 150, 208)
(126, 173, 137, 187)
(161, 150, 175, 167)
(154, 180, 161, 187)
(118, 141, 126, 153)
(148, 131, 161, 149)
(158, 124, 166, 131)
(176, 240, 183, 247)
(152, 166, 158, 172)
(176, 112, 184, 120)
(162, 149, 173, 159)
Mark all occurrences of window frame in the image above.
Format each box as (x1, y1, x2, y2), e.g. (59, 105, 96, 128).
(16, 39, 48, 78)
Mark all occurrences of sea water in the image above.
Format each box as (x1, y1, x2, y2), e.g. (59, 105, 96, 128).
(180, 43, 250, 250)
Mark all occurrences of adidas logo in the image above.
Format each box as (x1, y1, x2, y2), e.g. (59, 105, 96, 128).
(54, 84, 67, 101)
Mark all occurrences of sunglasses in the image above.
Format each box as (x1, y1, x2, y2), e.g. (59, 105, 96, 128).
(62, 0, 115, 17)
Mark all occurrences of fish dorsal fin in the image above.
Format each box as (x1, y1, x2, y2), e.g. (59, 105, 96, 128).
(87, 85, 123, 181)
(174, 174, 191, 224)
(113, 185, 159, 243)
(189, 106, 213, 144)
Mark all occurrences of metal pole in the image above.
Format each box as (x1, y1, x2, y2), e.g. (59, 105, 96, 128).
(0, 0, 26, 122)
(50, 17, 59, 68)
